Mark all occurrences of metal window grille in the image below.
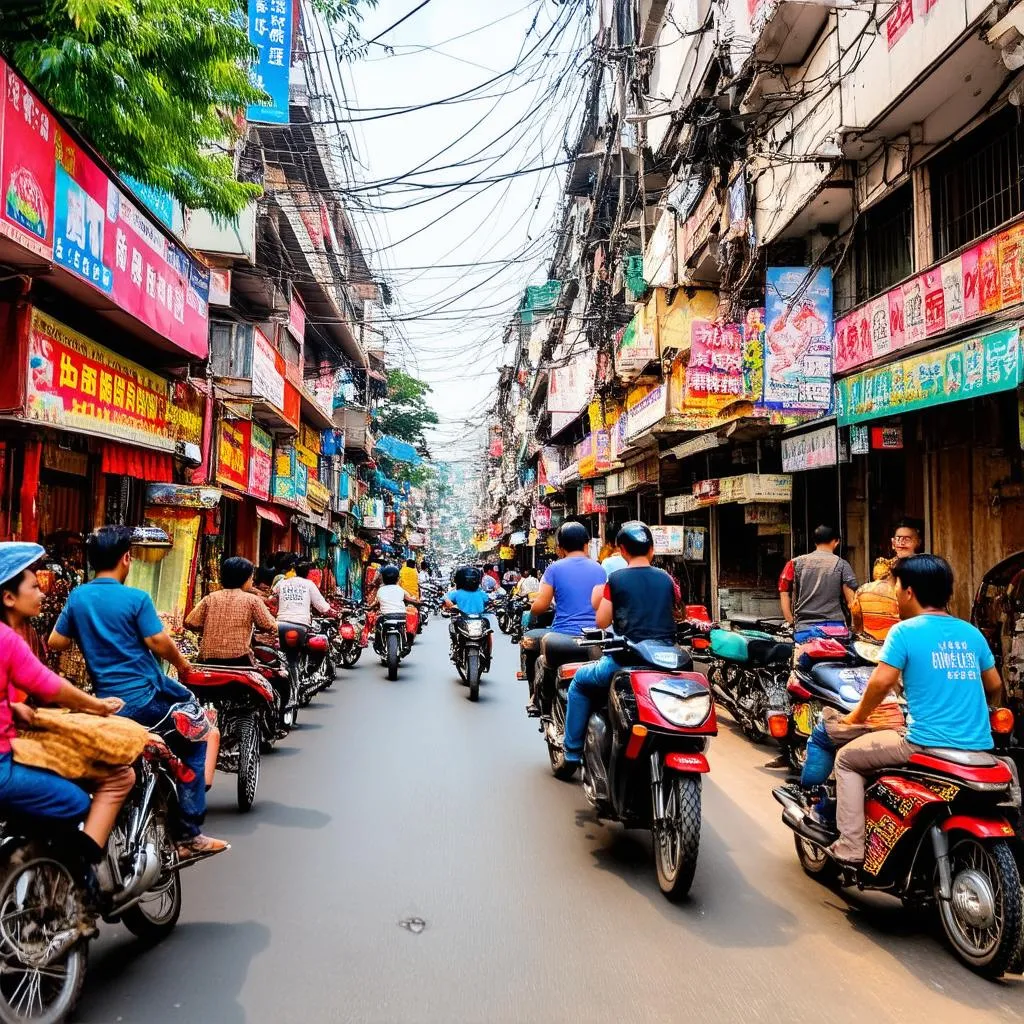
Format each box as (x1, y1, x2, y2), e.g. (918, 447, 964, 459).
(853, 183, 914, 306)
(931, 107, 1024, 260)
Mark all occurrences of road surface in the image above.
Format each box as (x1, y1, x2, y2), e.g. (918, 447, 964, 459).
(75, 621, 1023, 1023)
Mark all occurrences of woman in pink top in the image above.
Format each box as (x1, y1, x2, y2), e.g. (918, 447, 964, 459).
(0, 544, 132, 856)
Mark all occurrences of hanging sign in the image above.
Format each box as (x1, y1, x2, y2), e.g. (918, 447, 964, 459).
(871, 424, 904, 450)
(248, 423, 273, 502)
(247, 0, 293, 124)
(686, 321, 745, 410)
(624, 383, 668, 439)
(272, 444, 297, 505)
(531, 505, 552, 529)
(781, 425, 838, 472)
(216, 418, 251, 491)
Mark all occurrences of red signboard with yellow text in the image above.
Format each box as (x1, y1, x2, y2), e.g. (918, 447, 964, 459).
(24, 307, 173, 450)
(216, 418, 251, 492)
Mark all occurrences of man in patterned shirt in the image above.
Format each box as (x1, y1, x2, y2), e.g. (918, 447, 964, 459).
(185, 557, 278, 665)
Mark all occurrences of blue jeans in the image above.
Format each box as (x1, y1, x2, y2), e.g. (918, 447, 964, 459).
(563, 656, 618, 758)
(0, 751, 90, 823)
(120, 680, 206, 840)
(801, 721, 837, 787)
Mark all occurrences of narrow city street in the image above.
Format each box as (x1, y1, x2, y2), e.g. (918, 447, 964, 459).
(75, 624, 1022, 1024)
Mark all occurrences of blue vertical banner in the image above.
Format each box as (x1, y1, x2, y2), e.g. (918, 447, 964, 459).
(247, 0, 292, 124)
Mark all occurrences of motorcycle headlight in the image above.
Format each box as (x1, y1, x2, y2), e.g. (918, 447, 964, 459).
(463, 620, 485, 637)
(650, 687, 712, 728)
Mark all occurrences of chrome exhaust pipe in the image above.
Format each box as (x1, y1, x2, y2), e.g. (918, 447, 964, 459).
(110, 842, 161, 909)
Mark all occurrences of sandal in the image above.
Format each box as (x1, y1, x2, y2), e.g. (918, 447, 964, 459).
(177, 834, 230, 861)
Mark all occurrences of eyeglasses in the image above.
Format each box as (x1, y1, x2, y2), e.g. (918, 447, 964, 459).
(892, 534, 916, 543)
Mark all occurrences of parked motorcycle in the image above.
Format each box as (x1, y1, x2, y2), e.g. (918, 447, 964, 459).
(773, 709, 1022, 977)
(705, 615, 793, 744)
(568, 628, 718, 900)
(373, 612, 408, 680)
(450, 613, 492, 701)
(0, 735, 203, 1022)
(186, 665, 278, 811)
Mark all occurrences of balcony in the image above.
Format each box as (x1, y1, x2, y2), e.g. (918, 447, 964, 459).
(334, 405, 374, 458)
(749, 0, 832, 67)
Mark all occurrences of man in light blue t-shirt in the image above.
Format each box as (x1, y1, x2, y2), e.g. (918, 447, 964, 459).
(829, 554, 1003, 864)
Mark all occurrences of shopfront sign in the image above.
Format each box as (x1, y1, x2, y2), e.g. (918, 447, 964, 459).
(764, 267, 833, 412)
(272, 444, 297, 505)
(53, 128, 209, 360)
(216, 418, 250, 491)
(737, 473, 792, 503)
(871, 424, 904, 450)
(744, 503, 788, 525)
(0, 63, 54, 259)
(686, 321, 745, 411)
(145, 483, 222, 509)
(836, 326, 1022, 425)
(781, 425, 838, 472)
(607, 456, 659, 496)
(288, 292, 305, 342)
(306, 477, 330, 513)
(665, 493, 700, 515)
(624, 383, 668, 440)
(252, 328, 285, 410)
(42, 443, 88, 477)
(651, 525, 687, 555)
(531, 505, 552, 529)
(247, 0, 293, 125)
(168, 380, 204, 449)
(849, 424, 869, 455)
(24, 308, 173, 450)
(693, 478, 721, 505)
(248, 423, 273, 502)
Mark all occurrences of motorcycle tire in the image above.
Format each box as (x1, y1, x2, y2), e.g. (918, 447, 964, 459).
(0, 842, 89, 1024)
(235, 714, 260, 813)
(322, 657, 336, 690)
(547, 696, 578, 780)
(794, 834, 837, 883)
(121, 808, 182, 941)
(467, 651, 481, 702)
(341, 643, 361, 668)
(653, 774, 701, 901)
(455, 655, 467, 683)
(387, 634, 400, 680)
(937, 837, 1023, 978)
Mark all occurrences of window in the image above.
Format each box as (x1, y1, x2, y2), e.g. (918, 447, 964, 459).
(931, 107, 1024, 260)
(852, 183, 914, 307)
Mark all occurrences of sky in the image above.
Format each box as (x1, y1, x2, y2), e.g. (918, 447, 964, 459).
(312, 0, 594, 460)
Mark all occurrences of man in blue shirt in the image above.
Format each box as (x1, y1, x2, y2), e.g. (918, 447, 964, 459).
(49, 526, 228, 861)
(830, 554, 1004, 864)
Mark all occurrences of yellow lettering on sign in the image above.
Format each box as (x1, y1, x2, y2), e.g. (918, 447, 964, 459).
(98, 371, 113, 405)
(59, 352, 78, 390)
(80, 364, 97, 397)
(113, 376, 125, 408)
(125, 382, 136, 414)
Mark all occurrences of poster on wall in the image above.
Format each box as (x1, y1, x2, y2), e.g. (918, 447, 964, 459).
(248, 423, 273, 502)
(216, 418, 251, 491)
(686, 321, 745, 411)
(272, 444, 297, 504)
(763, 267, 833, 411)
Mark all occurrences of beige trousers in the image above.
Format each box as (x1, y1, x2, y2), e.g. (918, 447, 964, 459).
(833, 729, 914, 862)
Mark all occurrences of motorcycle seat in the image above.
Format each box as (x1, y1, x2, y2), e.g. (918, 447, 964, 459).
(380, 612, 407, 623)
(539, 632, 591, 670)
(729, 613, 784, 632)
(748, 639, 793, 666)
(910, 748, 1000, 768)
(187, 666, 275, 705)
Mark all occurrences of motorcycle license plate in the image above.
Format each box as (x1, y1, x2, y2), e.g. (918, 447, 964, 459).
(792, 703, 813, 737)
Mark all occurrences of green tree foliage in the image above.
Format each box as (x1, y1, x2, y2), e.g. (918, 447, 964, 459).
(0, 0, 372, 218)
(375, 369, 439, 454)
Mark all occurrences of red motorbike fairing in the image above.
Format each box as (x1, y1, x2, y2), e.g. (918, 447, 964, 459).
(907, 753, 1014, 786)
(664, 751, 710, 773)
(629, 670, 717, 734)
(863, 775, 949, 876)
(942, 815, 1017, 839)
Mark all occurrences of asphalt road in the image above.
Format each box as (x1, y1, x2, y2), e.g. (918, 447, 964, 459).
(75, 622, 1023, 1023)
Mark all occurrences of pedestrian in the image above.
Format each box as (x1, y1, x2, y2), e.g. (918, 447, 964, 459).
(778, 525, 858, 643)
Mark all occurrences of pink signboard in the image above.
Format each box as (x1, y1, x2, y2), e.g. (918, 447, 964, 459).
(0, 62, 54, 259)
(53, 126, 209, 359)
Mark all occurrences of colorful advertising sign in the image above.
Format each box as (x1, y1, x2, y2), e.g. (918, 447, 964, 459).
(781, 425, 838, 472)
(763, 267, 833, 412)
(836, 326, 1021, 425)
(25, 308, 172, 449)
(686, 321, 745, 411)
(624, 383, 668, 439)
(167, 380, 204, 447)
(252, 328, 285, 410)
(288, 292, 306, 342)
(248, 0, 293, 124)
(53, 127, 209, 359)
(249, 423, 273, 502)
(0, 63, 54, 259)
(272, 444, 297, 504)
(216, 418, 251, 491)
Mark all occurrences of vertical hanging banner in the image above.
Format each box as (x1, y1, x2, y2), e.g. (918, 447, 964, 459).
(248, 0, 293, 124)
(248, 423, 273, 502)
(216, 418, 251, 491)
(0, 63, 55, 259)
(763, 267, 833, 411)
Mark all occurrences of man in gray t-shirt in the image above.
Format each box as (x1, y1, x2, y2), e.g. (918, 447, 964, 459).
(779, 525, 857, 643)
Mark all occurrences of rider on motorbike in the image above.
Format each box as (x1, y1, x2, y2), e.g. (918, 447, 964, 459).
(526, 521, 606, 715)
(444, 566, 490, 628)
(561, 522, 677, 766)
(374, 564, 421, 614)
(830, 554, 1006, 865)
(273, 560, 332, 702)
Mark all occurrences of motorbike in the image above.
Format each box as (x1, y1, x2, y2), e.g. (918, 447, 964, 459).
(186, 665, 278, 812)
(508, 595, 530, 645)
(772, 635, 880, 771)
(492, 591, 512, 635)
(332, 600, 364, 669)
(404, 604, 421, 653)
(373, 611, 408, 680)
(450, 613, 492, 701)
(705, 614, 793, 744)
(0, 736, 203, 1022)
(567, 629, 718, 901)
(773, 709, 1022, 977)
(251, 634, 296, 732)
(278, 618, 336, 716)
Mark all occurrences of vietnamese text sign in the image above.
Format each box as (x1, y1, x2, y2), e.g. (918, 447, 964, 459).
(249, 423, 273, 502)
(216, 418, 251, 491)
(25, 308, 172, 450)
(0, 63, 54, 259)
(764, 267, 833, 411)
(781, 425, 838, 472)
(836, 327, 1022, 426)
(248, 0, 293, 124)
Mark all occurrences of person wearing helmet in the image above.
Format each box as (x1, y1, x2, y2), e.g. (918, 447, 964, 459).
(444, 565, 489, 617)
(49, 526, 228, 861)
(374, 564, 421, 614)
(562, 522, 678, 765)
(0, 542, 135, 860)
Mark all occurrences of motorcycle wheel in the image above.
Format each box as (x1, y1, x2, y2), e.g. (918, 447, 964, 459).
(467, 651, 481, 702)
(121, 809, 182, 942)
(322, 657, 335, 690)
(341, 643, 361, 668)
(547, 695, 578, 780)
(936, 837, 1023, 978)
(653, 774, 701, 901)
(794, 834, 837, 882)
(387, 634, 400, 680)
(236, 714, 260, 813)
(0, 843, 88, 1024)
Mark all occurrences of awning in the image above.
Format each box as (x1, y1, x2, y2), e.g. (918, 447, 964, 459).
(256, 504, 289, 527)
(101, 442, 173, 482)
(374, 434, 422, 466)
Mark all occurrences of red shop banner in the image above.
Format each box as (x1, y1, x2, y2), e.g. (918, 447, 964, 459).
(0, 62, 55, 259)
(52, 125, 209, 360)
(216, 418, 251, 492)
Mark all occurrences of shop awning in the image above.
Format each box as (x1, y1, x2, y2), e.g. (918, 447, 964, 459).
(101, 443, 173, 482)
(256, 504, 289, 527)
(374, 434, 422, 465)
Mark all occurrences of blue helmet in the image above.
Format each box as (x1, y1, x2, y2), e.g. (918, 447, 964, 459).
(0, 543, 44, 589)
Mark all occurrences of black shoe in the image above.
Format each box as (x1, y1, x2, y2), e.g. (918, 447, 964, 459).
(764, 754, 791, 770)
(525, 702, 541, 718)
